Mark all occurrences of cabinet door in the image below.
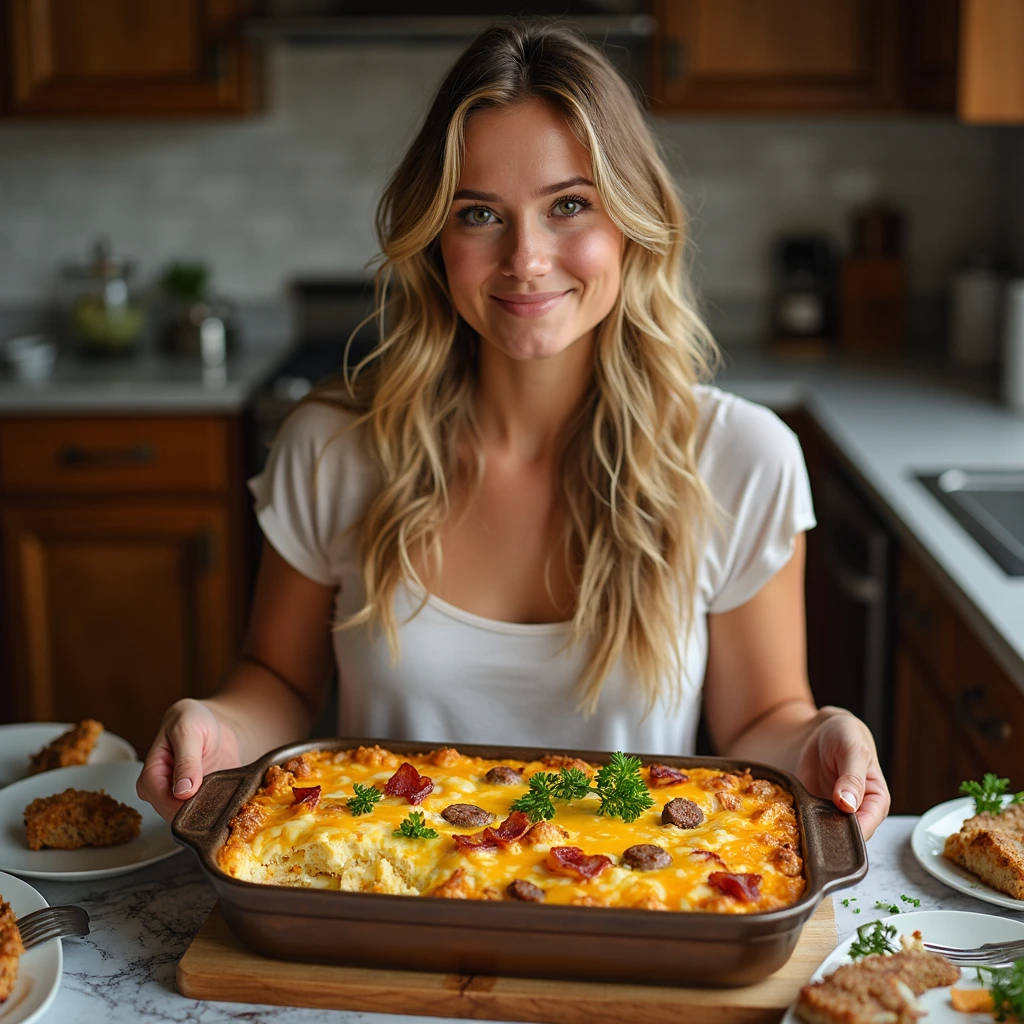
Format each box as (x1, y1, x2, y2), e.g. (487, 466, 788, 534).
(651, 0, 900, 113)
(3, 0, 259, 117)
(901, 0, 958, 113)
(958, 0, 1024, 123)
(1, 500, 238, 756)
(891, 645, 959, 814)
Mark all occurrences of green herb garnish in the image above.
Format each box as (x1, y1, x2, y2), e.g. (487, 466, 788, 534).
(393, 811, 439, 839)
(552, 767, 592, 802)
(593, 752, 656, 824)
(875, 900, 900, 914)
(977, 959, 1024, 1022)
(510, 754, 655, 824)
(841, 898, 857, 907)
(900, 894, 921, 908)
(848, 920, 898, 959)
(510, 772, 559, 822)
(346, 782, 382, 816)
(960, 774, 1024, 816)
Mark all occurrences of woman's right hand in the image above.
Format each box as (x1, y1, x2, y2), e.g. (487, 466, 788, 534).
(137, 698, 242, 822)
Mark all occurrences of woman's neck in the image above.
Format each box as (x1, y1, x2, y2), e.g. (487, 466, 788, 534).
(473, 330, 596, 463)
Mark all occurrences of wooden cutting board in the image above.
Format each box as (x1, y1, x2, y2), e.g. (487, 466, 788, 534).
(177, 898, 835, 1024)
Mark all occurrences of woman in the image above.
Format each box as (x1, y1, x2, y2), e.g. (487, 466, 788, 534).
(138, 22, 889, 839)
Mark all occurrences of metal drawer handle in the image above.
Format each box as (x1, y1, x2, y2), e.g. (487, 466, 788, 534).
(58, 443, 155, 468)
(957, 687, 1012, 744)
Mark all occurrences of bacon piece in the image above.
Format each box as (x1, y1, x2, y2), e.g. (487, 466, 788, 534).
(452, 811, 532, 852)
(690, 849, 727, 867)
(292, 785, 321, 810)
(383, 762, 434, 805)
(708, 871, 762, 902)
(649, 763, 689, 787)
(545, 846, 612, 881)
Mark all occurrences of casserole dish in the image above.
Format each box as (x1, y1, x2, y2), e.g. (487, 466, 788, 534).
(173, 738, 867, 987)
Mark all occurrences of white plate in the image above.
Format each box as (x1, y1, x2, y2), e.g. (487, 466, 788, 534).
(0, 761, 181, 880)
(0, 723, 137, 789)
(0, 870, 61, 1024)
(782, 910, 1024, 1024)
(911, 796, 1024, 911)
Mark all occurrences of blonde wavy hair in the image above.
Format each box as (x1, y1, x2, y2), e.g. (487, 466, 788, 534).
(325, 20, 720, 717)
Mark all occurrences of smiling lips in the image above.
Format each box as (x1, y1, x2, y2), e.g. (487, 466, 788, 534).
(491, 290, 570, 317)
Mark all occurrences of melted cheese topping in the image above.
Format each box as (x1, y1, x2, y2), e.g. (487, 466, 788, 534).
(217, 746, 806, 913)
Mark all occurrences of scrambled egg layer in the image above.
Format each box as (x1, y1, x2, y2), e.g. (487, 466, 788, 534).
(217, 746, 806, 913)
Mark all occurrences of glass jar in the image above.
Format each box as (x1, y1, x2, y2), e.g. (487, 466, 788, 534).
(61, 238, 145, 357)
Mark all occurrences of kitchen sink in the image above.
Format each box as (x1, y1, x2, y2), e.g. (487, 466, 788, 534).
(917, 469, 1024, 576)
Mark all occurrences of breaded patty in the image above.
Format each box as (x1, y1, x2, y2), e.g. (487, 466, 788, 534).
(24, 788, 141, 851)
(796, 942, 960, 1024)
(0, 899, 24, 1003)
(28, 719, 103, 775)
(944, 827, 1024, 900)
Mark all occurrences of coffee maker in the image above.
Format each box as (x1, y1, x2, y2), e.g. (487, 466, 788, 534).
(771, 235, 838, 352)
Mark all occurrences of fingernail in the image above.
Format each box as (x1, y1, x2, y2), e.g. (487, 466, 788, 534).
(173, 779, 193, 797)
(840, 790, 858, 811)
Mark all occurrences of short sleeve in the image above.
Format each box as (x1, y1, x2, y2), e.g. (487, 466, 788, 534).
(699, 390, 817, 614)
(247, 399, 373, 587)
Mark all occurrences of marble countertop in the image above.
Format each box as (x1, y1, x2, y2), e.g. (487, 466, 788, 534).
(21, 815, 1010, 1024)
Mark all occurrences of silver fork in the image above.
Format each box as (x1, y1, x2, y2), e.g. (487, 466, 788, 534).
(16, 905, 90, 950)
(921, 938, 1024, 967)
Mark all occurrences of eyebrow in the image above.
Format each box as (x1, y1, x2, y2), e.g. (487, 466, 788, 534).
(452, 175, 596, 203)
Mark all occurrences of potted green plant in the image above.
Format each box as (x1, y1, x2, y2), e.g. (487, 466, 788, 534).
(159, 260, 238, 358)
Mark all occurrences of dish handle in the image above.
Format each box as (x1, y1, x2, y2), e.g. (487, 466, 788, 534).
(801, 794, 869, 895)
(171, 766, 253, 848)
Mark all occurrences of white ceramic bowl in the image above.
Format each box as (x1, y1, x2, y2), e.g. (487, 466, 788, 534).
(1, 334, 57, 381)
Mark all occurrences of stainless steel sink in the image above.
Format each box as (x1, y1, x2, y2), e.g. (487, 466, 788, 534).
(917, 469, 1024, 576)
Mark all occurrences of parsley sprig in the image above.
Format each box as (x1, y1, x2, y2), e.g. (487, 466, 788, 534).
(848, 920, 898, 959)
(346, 782, 382, 816)
(960, 774, 1024, 816)
(977, 959, 1024, 1022)
(393, 811, 439, 840)
(593, 753, 656, 823)
(510, 768, 592, 822)
(510, 753, 655, 824)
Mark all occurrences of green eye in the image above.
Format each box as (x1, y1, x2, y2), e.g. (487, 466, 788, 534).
(461, 207, 493, 226)
(556, 199, 580, 216)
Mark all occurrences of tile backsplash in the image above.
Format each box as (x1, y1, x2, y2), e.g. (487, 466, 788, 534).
(0, 45, 1017, 348)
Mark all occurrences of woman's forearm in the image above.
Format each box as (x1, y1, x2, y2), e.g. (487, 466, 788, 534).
(721, 699, 822, 772)
(203, 658, 319, 763)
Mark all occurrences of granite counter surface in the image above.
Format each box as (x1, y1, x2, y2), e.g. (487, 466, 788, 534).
(22, 815, 999, 1024)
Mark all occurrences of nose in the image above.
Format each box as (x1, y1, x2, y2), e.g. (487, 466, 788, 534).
(499, 218, 552, 281)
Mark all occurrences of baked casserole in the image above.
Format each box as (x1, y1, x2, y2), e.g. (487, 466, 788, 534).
(218, 744, 806, 913)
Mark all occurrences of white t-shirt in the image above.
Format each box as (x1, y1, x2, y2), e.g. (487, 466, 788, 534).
(248, 384, 816, 756)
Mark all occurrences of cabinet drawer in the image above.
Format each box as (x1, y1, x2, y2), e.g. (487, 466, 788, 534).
(951, 628, 1024, 781)
(0, 417, 230, 494)
(895, 550, 955, 687)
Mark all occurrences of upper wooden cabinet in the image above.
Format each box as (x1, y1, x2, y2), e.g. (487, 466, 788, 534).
(2, 0, 261, 117)
(650, 0, 1024, 121)
(958, 0, 1024, 123)
(650, 0, 902, 114)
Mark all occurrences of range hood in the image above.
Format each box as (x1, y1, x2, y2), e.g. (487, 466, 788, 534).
(245, 0, 656, 44)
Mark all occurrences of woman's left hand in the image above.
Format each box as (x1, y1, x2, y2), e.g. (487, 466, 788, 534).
(793, 706, 890, 841)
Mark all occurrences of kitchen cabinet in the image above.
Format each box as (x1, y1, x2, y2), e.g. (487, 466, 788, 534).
(0, 415, 249, 756)
(1, 0, 261, 118)
(891, 547, 1024, 814)
(649, 0, 1024, 122)
(650, 0, 902, 114)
